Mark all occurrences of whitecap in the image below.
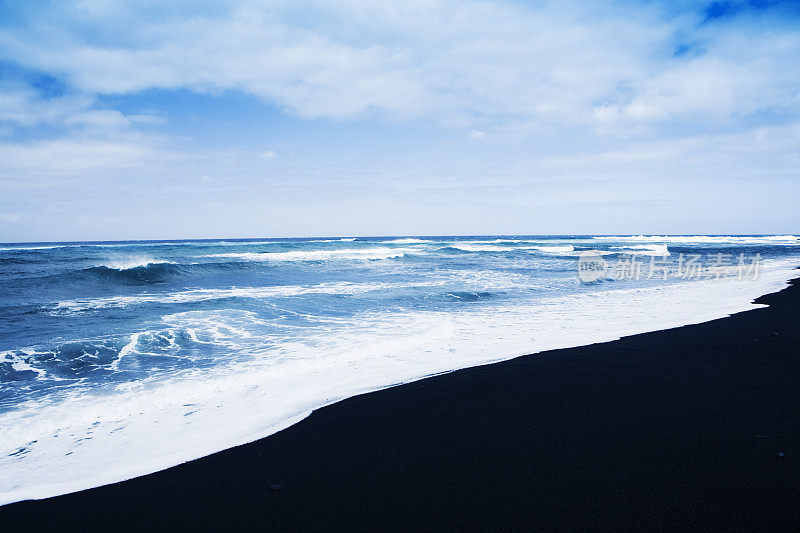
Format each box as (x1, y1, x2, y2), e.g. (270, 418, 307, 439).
(201, 247, 409, 262)
(611, 244, 671, 256)
(595, 235, 799, 245)
(97, 257, 174, 270)
(377, 238, 432, 244)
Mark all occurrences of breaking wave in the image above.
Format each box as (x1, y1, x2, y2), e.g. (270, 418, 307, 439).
(70, 262, 183, 284)
(202, 247, 408, 262)
(440, 244, 575, 254)
(610, 244, 671, 256)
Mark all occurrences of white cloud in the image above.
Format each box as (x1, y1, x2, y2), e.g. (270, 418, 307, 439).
(1, 0, 797, 131)
(1, 0, 799, 240)
(0, 84, 95, 127)
(0, 134, 179, 183)
(0, 83, 162, 133)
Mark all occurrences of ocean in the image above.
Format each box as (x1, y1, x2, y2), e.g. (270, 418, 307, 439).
(1, 235, 799, 504)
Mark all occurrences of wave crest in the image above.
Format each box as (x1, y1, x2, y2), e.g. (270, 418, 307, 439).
(75, 262, 182, 284)
(202, 247, 407, 262)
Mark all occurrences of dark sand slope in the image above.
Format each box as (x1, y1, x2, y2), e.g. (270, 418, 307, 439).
(3, 276, 800, 531)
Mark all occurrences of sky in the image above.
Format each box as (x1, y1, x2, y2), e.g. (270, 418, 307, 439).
(0, 0, 799, 242)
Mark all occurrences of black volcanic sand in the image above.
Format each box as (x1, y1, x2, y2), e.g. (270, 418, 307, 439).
(3, 277, 800, 531)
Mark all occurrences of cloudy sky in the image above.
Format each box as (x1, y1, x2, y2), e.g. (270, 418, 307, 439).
(1, 0, 799, 241)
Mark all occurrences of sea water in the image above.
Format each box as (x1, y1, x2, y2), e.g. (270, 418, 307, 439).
(1, 235, 799, 503)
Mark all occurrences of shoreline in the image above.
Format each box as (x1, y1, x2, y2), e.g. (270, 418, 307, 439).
(3, 273, 800, 529)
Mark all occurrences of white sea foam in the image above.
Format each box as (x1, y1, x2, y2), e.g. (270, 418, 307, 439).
(202, 247, 409, 262)
(595, 235, 800, 245)
(2, 235, 795, 253)
(525, 245, 575, 253)
(611, 244, 671, 256)
(96, 257, 174, 270)
(52, 281, 447, 313)
(0, 245, 64, 251)
(447, 244, 519, 252)
(445, 243, 575, 254)
(51, 272, 544, 314)
(1, 352, 47, 378)
(1, 258, 797, 505)
(459, 239, 572, 246)
(377, 238, 433, 244)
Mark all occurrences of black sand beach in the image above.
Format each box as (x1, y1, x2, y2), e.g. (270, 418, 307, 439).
(3, 276, 800, 530)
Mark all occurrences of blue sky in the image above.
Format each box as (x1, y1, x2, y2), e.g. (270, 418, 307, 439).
(1, 0, 799, 241)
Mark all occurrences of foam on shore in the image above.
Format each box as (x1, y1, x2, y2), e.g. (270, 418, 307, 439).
(1, 259, 796, 506)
